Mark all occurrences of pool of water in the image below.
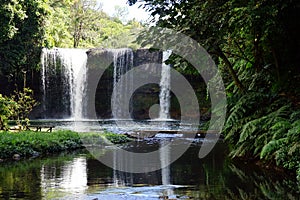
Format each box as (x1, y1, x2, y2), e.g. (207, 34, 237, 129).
(0, 139, 299, 200)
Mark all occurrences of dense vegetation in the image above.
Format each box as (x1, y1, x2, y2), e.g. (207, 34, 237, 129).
(129, 0, 300, 180)
(0, 0, 143, 93)
(45, 0, 143, 49)
(0, 130, 131, 159)
(0, 88, 37, 130)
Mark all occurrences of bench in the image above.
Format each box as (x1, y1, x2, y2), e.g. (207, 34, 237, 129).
(26, 125, 55, 132)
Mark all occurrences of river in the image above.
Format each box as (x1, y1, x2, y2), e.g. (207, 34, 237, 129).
(0, 138, 298, 199)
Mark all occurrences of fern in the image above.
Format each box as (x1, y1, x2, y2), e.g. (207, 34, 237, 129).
(274, 122, 300, 171)
(260, 139, 286, 159)
(239, 116, 265, 143)
(224, 115, 254, 144)
(271, 120, 291, 140)
(230, 142, 252, 158)
(290, 110, 300, 122)
(236, 105, 290, 156)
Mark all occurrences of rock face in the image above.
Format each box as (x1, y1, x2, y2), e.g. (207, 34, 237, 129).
(85, 48, 163, 119)
(33, 48, 164, 119)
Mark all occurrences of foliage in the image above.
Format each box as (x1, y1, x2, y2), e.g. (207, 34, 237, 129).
(0, 0, 50, 88)
(224, 89, 300, 180)
(0, 130, 82, 159)
(102, 132, 132, 144)
(44, 0, 74, 47)
(0, 130, 131, 159)
(0, 95, 15, 130)
(44, 0, 143, 49)
(0, 88, 38, 130)
(128, 0, 300, 181)
(130, 0, 299, 92)
(0, 0, 143, 93)
(10, 88, 38, 129)
(79, 131, 132, 146)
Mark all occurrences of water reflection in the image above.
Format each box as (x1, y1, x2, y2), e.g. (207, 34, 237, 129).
(41, 157, 87, 197)
(0, 141, 299, 199)
(159, 139, 174, 197)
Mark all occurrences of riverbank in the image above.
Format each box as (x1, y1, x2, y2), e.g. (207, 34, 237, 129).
(0, 130, 131, 161)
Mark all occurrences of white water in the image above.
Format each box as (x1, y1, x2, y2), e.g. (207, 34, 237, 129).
(111, 48, 134, 119)
(41, 48, 170, 121)
(159, 50, 172, 120)
(41, 48, 87, 119)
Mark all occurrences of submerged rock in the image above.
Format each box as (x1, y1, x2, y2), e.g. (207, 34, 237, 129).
(31, 151, 40, 158)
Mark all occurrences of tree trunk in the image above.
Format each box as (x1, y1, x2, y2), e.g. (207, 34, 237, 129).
(272, 48, 280, 82)
(216, 47, 245, 93)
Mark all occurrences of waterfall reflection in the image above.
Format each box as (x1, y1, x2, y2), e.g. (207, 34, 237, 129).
(0, 141, 298, 199)
(159, 139, 174, 197)
(41, 157, 88, 196)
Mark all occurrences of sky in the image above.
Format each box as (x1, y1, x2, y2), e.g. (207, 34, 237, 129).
(98, 0, 151, 22)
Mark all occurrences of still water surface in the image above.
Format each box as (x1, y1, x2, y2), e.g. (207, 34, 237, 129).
(0, 139, 299, 200)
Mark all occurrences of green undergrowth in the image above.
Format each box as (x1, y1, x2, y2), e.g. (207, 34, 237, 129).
(80, 131, 132, 145)
(0, 130, 131, 159)
(224, 92, 300, 182)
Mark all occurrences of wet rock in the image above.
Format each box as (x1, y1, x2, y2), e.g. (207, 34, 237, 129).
(13, 154, 21, 160)
(30, 151, 40, 159)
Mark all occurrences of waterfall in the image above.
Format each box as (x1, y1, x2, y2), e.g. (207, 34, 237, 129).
(41, 48, 87, 119)
(111, 48, 134, 119)
(40, 47, 166, 120)
(159, 50, 172, 119)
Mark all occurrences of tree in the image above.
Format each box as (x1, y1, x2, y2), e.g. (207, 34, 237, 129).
(70, 0, 104, 48)
(128, 0, 299, 93)
(128, 0, 300, 180)
(113, 5, 129, 23)
(0, 0, 50, 90)
(44, 0, 143, 49)
(44, 0, 74, 47)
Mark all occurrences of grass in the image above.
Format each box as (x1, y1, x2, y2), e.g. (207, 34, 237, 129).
(0, 130, 131, 159)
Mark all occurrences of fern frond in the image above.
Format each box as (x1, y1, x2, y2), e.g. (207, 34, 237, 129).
(239, 117, 263, 142)
(288, 143, 300, 156)
(226, 92, 267, 128)
(271, 119, 291, 140)
(287, 121, 300, 138)
(290, 110, 300, 122)
(260, 139, 286, 159)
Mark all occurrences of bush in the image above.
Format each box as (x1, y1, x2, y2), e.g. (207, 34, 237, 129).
(0, 88, 38, 130)
(0, 94, 15, 130)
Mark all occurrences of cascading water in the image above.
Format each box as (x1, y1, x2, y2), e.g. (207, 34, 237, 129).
(159, 50, 172, 120)
(111, 48, 134, 119)
(41, 48, 87, 119)
(40, 47, 169, 122)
